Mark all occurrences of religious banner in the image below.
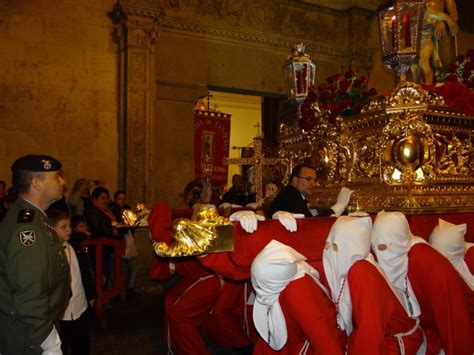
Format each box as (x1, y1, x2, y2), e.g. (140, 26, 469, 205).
(194, 109, 231, 186)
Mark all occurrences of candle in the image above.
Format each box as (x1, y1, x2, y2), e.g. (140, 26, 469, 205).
(403, 13, 411, 48)
(391, 15, 396, 51)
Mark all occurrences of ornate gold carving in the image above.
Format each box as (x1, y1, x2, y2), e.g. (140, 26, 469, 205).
(279, 82, 474, 212)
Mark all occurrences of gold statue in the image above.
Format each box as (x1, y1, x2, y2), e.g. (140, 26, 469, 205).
(117, 202, 150, 227)
(154, 204, 233, 257)
(413, 0, 458, 84)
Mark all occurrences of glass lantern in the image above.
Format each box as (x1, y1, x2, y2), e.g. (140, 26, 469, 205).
(377, 0, 425, 81)
(282, 43, 316, 104)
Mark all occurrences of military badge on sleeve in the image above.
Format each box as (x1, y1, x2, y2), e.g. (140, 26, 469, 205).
(19, 230, 36, 246)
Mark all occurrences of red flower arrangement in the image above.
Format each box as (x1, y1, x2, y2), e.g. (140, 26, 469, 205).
(299, 71, 378, 131)
(437, 49, 474, 89)
(423, 81, 474, 116)
(423, 49, 474, 116)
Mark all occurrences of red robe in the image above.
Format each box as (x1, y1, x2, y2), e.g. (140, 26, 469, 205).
(200, 279, 252, 349)
(148, 202, 251, 353)
(253, 274, 346, 354)
(408, 243, 474, 355)
(164, 274, 222, 354)
(347, 260, 423, 355)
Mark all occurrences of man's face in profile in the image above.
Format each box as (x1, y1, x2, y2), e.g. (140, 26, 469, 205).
(291, 167, 317, 198)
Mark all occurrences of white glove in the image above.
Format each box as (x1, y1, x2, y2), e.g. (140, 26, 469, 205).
(219, 202, 232, 209)
(229, 210, 265, 233)
(41, 326, 62, 354)
(246, 199, 264, 210)
(272, 211, 305, 232)
(219, 202, 243, 209)
(331, 187, 354, 217)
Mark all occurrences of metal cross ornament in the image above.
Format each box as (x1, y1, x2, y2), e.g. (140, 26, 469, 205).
(224, 135, 279, 201)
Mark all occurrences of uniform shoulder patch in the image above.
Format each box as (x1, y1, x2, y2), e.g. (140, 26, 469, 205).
(17, 209, 35, 223)
(19, 230, 36, 246)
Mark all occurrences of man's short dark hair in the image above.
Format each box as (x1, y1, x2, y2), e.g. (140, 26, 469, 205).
(71, 214, 87, 229)
(46, 209, 70, 227)
(12, 170, 43, 195)
(113, 190, 126, 200)
(290, 163, 316, 180)
(183, 180, 203, 197)
(0, 180, 6, 188)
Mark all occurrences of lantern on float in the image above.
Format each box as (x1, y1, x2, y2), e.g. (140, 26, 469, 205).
(377, 0, 425, 81)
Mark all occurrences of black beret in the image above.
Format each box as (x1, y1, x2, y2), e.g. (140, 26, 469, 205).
(11, 155, 62, 172)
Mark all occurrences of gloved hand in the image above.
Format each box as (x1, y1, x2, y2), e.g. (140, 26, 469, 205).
(229, 210, 265, 233)
(219, 202, 243, 209)
(41, 326, 62, 354)
(219, 202, 232, 209)
(272, 211, 305, 232)
(246, 199, 264, 210)
(331, 187, 354, 217)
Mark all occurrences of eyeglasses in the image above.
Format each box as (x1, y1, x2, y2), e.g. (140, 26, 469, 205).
(296, 176, 317, 182)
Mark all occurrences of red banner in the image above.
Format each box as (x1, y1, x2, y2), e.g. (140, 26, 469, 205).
(194, 110, 231, 186)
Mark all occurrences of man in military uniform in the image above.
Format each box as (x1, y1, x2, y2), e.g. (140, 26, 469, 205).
(0, 155, 71, 354)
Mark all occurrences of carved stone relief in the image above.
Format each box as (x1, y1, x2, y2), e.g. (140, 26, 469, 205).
(121, 0, 370, 57)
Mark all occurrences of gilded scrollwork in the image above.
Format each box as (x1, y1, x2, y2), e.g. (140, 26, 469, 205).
(279, 81, 474, 212)
(434, 133, 473, 175)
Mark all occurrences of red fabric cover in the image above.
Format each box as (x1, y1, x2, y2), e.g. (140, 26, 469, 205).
(198, 253, 250, 281)
(466, 247, 474, 274)
(406, 213, 474, 243)
(230, 217, 336, 268)
(408, 243, 474, 355)
(253, 274, 345, 355)
(150, 203, 474, 275)
(347, 260, 423, 355)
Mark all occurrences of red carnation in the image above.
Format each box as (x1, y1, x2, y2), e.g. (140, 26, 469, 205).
(338, 79, 350, 94)
(464, 61, 474, 71)
(446, 73, 458, 82)
(327, 102, 338, 112)
(327, 74, 344, 83)
(368, 87, 378, 97)
(341, 98, 352, 108)
(344, 71, 356, 79)
(448, 64, 458, 72)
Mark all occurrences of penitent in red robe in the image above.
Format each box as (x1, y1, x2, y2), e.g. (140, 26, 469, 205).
(148, 202, 251, 354)
(347, 260, 423, 355)
(253, 274, 346, 355)
(408, 243, 474, 355)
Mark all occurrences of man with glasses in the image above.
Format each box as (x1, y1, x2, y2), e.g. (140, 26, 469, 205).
(267, 164, 353, 232)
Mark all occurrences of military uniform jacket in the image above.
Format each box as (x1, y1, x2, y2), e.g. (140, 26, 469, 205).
(0, 198, 70, 355)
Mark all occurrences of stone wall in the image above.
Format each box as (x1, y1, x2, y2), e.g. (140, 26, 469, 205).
(0, 0, 118, 191)
(120, 0, 378, 206)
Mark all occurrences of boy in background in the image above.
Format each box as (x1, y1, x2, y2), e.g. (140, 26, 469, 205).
(47, 210, 96, 355)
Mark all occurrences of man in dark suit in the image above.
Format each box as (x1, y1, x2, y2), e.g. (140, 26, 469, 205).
(267, 163, 353, 232)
